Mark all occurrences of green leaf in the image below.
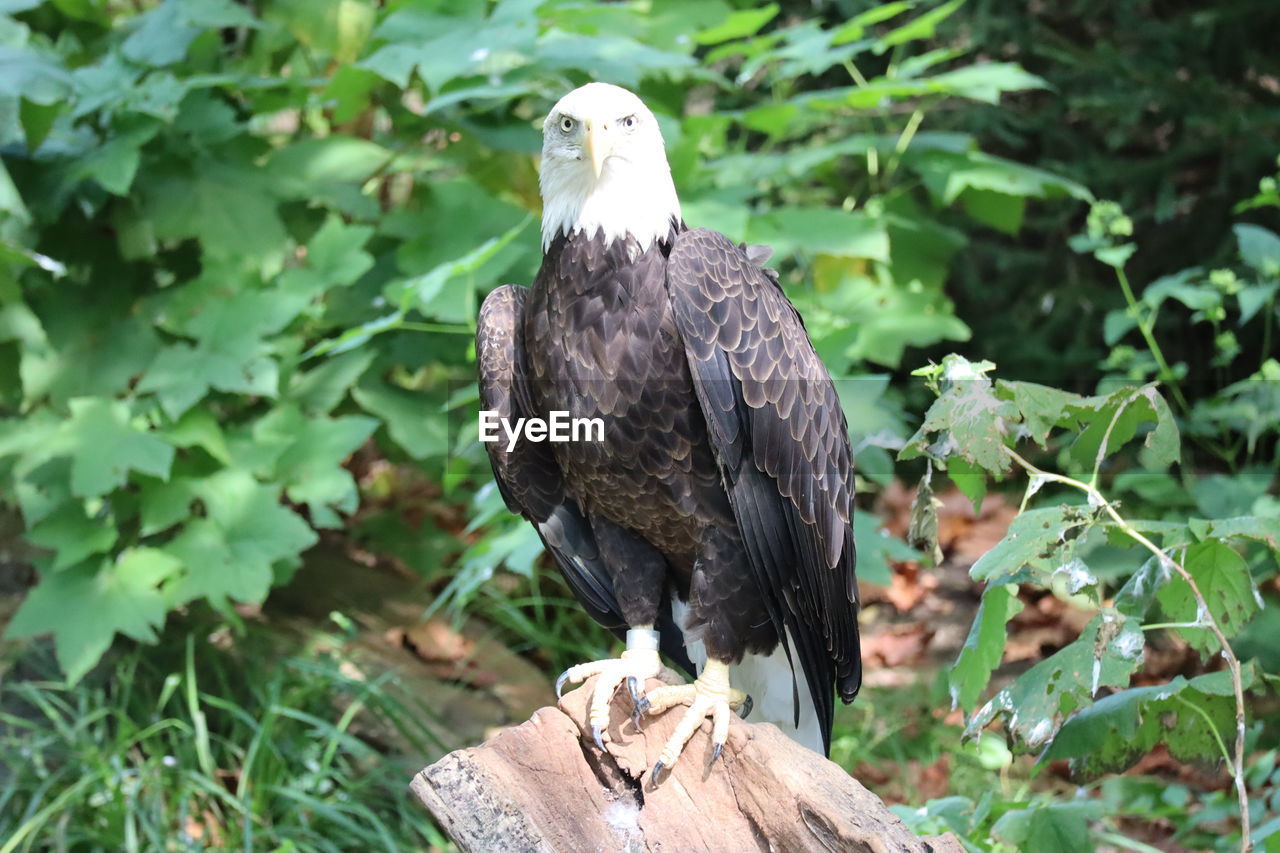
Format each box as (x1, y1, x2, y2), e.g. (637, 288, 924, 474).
(951, 582, 1024, 712)
(305, 215, 376, 284)
(960, 188, 1025, 234)
(58, 398, 174, 498)
(139, 477, 199, 536)
(268, 137, 391, 199)
(533, 31, 696, 87)
(1063, 385, 1179, 473)
(694, 4, 778, 45)
(968, 505, 1094, 584)
(26, 501, 117, 571)
(1236, 223, 1280, 278)
(831, 2, 912, 44)
(875, 0, 965, 52)
(900, 355, 1017, 476)
(1043, 670, 1248, 779)
(164, 470, 317, 607)
(0, 44, 72, 105)
(744, 208, 889, 262)
(288, 348, 376, 415)
(913, 150, 1092, 205)
(352, 379, 447, 460)
(1155, 539, 1259, 651)
(267, 0, 374, 64)
(260, 406, 378, 528)
(19, 289, 161, 407)
(998, 380, 1082, 447)
(993, 803, 1098, 853)
(926, 62, 1050, 103)
(139, 341, 278, 419)
(852, 509, 919, 587)
(967, 609, 1146, 750)
(142, 160, 287, 262)
(5, 549, 181, 683)
(1189, 515, 1280, 553)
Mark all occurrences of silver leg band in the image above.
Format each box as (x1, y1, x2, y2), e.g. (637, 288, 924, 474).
(625, 628, 660, 652)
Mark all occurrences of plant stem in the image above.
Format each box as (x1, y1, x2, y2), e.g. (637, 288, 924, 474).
(1005, 447, 1252, 852)
(1114, 266, 1191, 412)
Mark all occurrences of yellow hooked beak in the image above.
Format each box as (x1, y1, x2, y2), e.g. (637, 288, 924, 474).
(583, 119, 613, 179)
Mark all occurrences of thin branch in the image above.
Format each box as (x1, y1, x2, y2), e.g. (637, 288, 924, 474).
(1004, 447, 1252, 852)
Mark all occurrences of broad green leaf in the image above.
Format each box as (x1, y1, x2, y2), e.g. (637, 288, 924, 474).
(267, 408, 379, 527)
(968, 505, 1094, 584)
(1063, 385, 1179, 473)
(159, 407, 231, 465)
(1043, 670, 1250, 779)
(19, 289, 161, 407)
(967, 609, 1145, 750)
(267, 0, 374, 63)
(993, 803, 1098, 853)
(998, 380, 1082, 447)
(1155, 539, 1258, 651)
(744, 208, 889, 262)
(139, 477, 199, 536)
(165, 471, 317, 606)
(951, 582, 1024, 712)
(26, 501, 117, 570)
(1189, 515, 1280, 553)
(913, 150, 1091, 205)
(960, 188, 1025, 234)
(831, 2, 912, 44)
(267, 137, 391, 199)
(534, 31, 696, 87)
(352, 379, 447, 460)
(852, 509, 919, 587)
(1236, 223, 1280, 277)
(5, 549, 181, 683)
(142, 160, 286, 262)
(694, 4, 778, 45)
(288, 349, 376, 415)
(0, 44, 72, 104)
(926, 62, 1050, 103)
(58, 398, 174, 498)
(139, 340, 278, 419)
(900, 355, 1017, 476)
(304, 215, 375, 285)
(361, 9, 534, 89)
(875, 0, 964, 52)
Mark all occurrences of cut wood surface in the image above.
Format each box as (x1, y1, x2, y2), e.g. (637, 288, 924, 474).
(411, 675, 964, 852)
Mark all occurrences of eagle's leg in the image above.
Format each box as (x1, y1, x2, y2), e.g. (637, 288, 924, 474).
(555, 627, 684, 748)
(641, 659, 748, 778)
(641, 526, 770, 779)
(556, 514, 680, 749)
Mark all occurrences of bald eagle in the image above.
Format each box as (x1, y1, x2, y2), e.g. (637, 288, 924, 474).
(477, 83, 860, 776)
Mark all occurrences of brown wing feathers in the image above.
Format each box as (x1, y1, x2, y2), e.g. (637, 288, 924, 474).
(667, 229, 862, 726)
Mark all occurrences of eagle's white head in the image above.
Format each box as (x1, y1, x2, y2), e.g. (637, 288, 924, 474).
(538, 83, 681, 255)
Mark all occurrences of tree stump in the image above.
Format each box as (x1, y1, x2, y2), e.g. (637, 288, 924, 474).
(410, 676, 964, 852)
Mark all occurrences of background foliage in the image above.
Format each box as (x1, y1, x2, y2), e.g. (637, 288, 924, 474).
(0, 0, 1276, 850)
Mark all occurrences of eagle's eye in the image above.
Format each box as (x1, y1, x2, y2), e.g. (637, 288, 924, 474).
(621, 114, 637, 129)
(559, 116, 575, 133)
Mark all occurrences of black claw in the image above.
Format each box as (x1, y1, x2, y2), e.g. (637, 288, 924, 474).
(651, 761, 666, 783)
(627, 676, 642, 705)
(711, 743, 723, 765)
(555, 670, 571, 698)
(592, 725, 605, 751)
(738, 694, 754, 719)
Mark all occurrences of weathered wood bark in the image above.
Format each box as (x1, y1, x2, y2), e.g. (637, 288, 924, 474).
(411, 676, 963, 852)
